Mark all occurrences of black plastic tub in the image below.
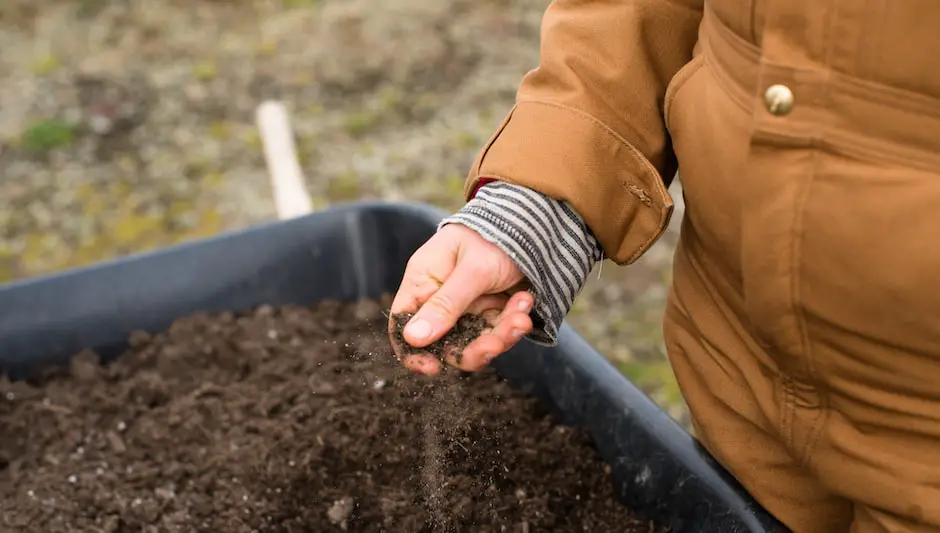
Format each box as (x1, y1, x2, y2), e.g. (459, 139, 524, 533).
(0, 202, 786, 533)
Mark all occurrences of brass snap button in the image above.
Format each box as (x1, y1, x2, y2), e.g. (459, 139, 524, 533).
(764, 84, 794, 116)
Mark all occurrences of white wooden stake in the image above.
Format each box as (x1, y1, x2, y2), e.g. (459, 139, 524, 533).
(256, 100, 314, 220)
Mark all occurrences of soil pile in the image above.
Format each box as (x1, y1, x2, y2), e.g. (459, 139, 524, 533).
(0, 298, 654, 532)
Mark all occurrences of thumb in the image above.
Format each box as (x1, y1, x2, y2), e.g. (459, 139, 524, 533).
(404, 261, 492, 348)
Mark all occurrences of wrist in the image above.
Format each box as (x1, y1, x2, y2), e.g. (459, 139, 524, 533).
(440, 182, 603, 345)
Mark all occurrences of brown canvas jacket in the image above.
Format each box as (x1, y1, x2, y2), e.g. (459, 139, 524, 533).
(465, 0, 940, 265)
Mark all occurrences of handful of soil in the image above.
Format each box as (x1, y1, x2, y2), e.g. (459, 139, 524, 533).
(390, 312, 488, 366)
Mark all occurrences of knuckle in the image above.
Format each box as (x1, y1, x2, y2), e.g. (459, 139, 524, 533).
(404, 253, 426, 274)
(468, 253, 500, 278)
(403, 270, 425, 288)
(426, 292, 458, 318)
(458, 362, 483, 373)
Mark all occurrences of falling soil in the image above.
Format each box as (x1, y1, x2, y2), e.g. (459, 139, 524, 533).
(0, 298, 655, 532)
(390, 312, 488, 365)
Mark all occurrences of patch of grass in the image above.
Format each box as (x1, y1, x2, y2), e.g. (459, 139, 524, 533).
(183, 158, 214, 180)
(18, 177, 228, 280)
(619, 359, 684, 410)
(281, 0, 319, 7)
(453, 131, 480, 149)
(208, 121, 230, 140)
(192, 61, 218, 82)
(20, 119, 75, 153)
(326, 171, 362, 202)
(255, 40, 278, 57)
(342, 110, 379, 137)
(376, 87, 402, 111)
(419, 174, 468, 212)
(296, 135, 317, 167)
(442, 174, 466, 197)
(568, 296, 589, 316)
(30, 54, 61, 76)
(242, 130, 262, 152)
(75, 0, 106, 19)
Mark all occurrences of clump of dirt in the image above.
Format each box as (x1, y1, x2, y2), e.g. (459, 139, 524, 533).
(0, 298, 656, 532)
(390, 312, 488, 365)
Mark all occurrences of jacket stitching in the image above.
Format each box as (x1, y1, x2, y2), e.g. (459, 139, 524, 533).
(509, 99, 673, 262)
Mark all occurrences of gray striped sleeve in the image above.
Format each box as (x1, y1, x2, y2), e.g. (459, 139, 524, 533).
(438, 182, 604, 346)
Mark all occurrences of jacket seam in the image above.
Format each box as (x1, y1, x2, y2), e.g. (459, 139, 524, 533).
(480, 99, 672, 263)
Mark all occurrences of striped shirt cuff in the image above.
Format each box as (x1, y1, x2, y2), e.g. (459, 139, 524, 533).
(438, 182, 604, 346)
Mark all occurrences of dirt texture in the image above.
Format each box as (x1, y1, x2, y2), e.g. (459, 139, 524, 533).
(0, 298, 656, 533)
(390, 312, 488, 365)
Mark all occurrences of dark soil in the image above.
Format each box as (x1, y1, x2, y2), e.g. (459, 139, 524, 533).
(390, 312, 488, 365)
(0, 298, 655, 533)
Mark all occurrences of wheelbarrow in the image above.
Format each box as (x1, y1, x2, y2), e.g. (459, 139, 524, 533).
(0, 201, 786, 533)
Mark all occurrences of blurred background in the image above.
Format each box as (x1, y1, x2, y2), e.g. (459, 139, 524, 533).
(0, 0, 688, 426)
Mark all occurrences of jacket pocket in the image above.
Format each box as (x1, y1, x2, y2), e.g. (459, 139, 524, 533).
(664, 54, 706, 132)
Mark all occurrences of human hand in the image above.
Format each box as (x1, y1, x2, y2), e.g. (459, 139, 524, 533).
(388, 224, 535, 375)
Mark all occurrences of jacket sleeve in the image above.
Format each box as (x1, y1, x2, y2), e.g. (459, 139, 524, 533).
(440, 182, 605, 346)
(465, 0, 704, 264)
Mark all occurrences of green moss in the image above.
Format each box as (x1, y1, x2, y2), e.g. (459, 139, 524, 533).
(376, 87, 402, 111)
(21, 119, 74, 153)
(343, 110, 379, 137)
(11, 172, 228, 282)
(327, 171, 362, 202)
(192, 61, 218, 81)
(30, 54, 61, 76)
(618, 360, 684, 409)
(208, 121, 230, 140)
(185, 209, 224, 239)
(75, 183, 107, 217)
(568, 297, 589, 316)
(282, 0, 318, 7)
(75, 0, 106, 19)
(660, 266, 673, 285)
(454, 131, 480, 149)
(255, 40, 278, 57)
(297, 134, 317, 166)
(20, 233, 50, 271)
(242, 130, 263, 152)
(203, 171, 225, 188)
(0, 263, 13, 284)
(442, 174, 465, 197)
(0, 244, 15, 283)
(309, 196, 329, 210)
(183, 158, 213, 180)
(421, 174, 467, 212)
(477, 108, 496, 125)
(111, 212, 164, 245)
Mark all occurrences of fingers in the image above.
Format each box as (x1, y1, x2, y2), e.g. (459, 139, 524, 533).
(397, 295, 508, 376)
(400, 260, 492, 349)
(420, 291, 534, 374)
(402, 355, 443, 376)
(456, 292, 534, 372)
(389, 268, 445, 317)
(402, 292, 536, 376)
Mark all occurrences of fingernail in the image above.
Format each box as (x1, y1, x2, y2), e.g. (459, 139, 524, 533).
(483, 353, 496, 364)
(517, 300, 531, 313)
(510, 329, 524, 340)
(405, 319, 432, 341)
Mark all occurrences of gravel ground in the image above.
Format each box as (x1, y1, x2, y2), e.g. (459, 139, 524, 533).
(0, 0, 688, 425)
